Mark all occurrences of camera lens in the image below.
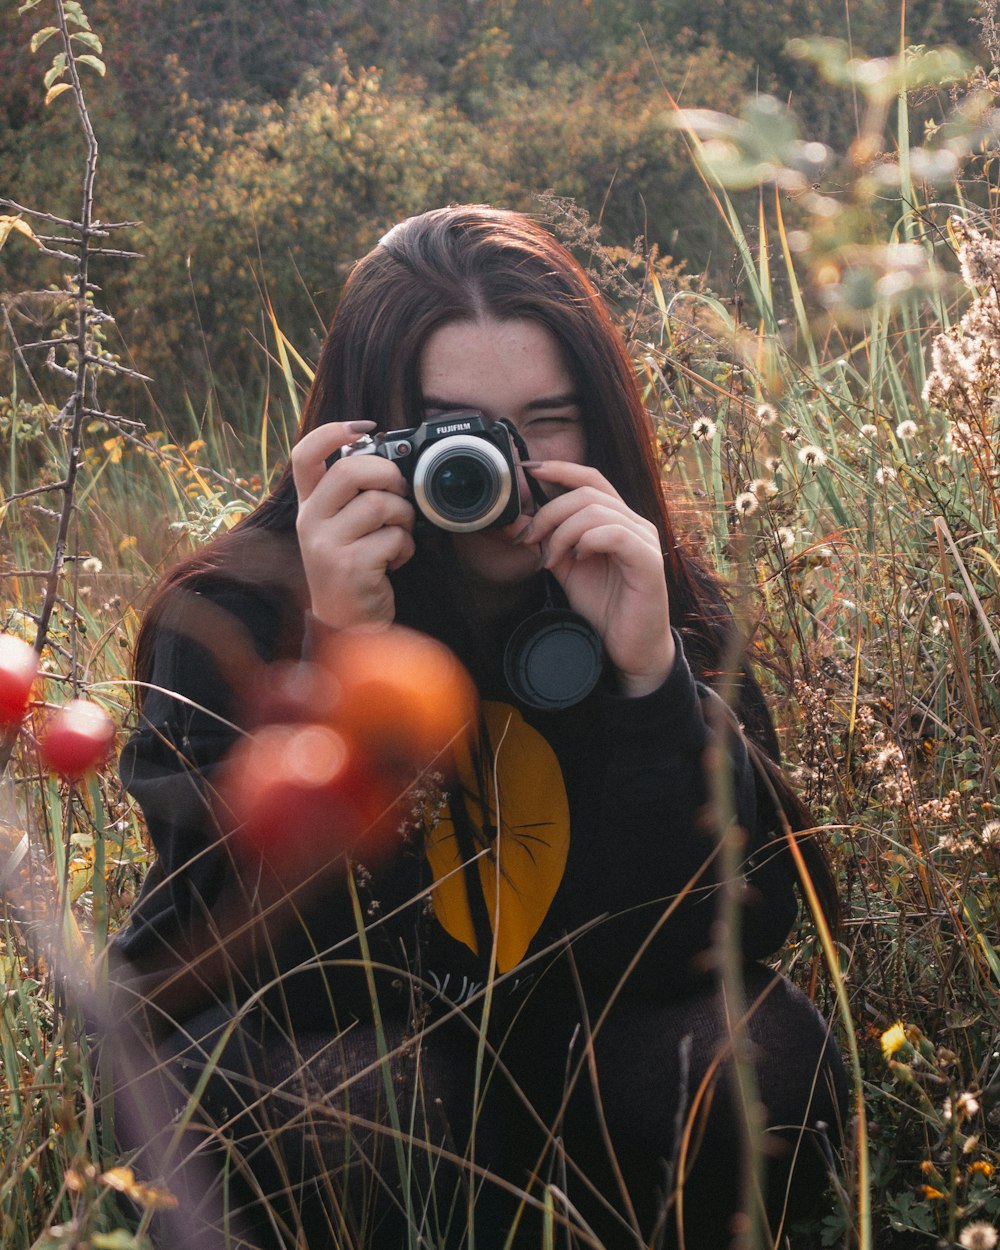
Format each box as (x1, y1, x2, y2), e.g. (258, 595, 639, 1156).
(431, 455, 494, 517)
(412, 435, 514, 532)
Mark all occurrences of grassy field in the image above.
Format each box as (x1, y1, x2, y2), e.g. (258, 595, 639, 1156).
(2, 15, 1000, 1250)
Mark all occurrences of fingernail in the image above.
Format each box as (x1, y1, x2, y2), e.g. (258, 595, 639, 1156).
(519, 460, 545, 470)
(512, 522, 535, 544)
(347, 420, 377, 433)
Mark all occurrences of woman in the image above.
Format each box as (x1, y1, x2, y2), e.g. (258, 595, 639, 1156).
(109, 205, 846, 1250)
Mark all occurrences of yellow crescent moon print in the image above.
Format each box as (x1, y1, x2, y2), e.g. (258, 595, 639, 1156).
(424, 702, 571, 973)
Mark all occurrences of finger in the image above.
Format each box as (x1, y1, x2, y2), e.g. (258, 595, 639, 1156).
(521, 493, 656, 550)
(299, 448, 412, 523)
(291, 421, 376, 503)
(336, 526, 417, 579)
(521, 461, 622, 501)
(560, 522, 663, 571)
(312, 489, 416, 549)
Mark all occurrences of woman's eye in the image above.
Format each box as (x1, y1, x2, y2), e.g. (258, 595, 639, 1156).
(528, 416, 578, 428)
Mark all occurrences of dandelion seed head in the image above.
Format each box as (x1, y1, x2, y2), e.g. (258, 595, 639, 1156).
(781, 425, 801, 443)
(764, 455, 783, 473)
(691, 417, 717, 442)
(895, 420, 918, 441)
(748, 477, 778, 499)
(956, 1092, 981, 1120)
(776, 526, 795, 550)
(982, 820, 1000, 847)
(859, 423, 878, 439)
(959, 1221, 998, 1250)
(797, 443, 827, 467)
(755, 402, 779, 425)
(82, 557, 103, 574)
(733, 491, 759, 517)
(875, 466, 896, 486)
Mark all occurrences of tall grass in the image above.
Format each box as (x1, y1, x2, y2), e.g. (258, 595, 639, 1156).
(3, 22, 1000, 1250)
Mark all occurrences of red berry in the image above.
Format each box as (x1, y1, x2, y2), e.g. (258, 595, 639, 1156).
(39, 699, 116, 777)
(220, 722, 398, 878)
(0, 634, 39, 728)
(221, 627, 478, 880)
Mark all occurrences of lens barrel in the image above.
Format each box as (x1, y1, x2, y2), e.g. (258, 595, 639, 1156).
(412, 435, 514, 533)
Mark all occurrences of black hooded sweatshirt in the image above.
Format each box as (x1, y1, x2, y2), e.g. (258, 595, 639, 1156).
(111, 565, 798, 1040)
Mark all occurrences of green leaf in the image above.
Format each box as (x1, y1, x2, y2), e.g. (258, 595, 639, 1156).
(76, 53, 106, 76)
(30, 26, 60, 53)
(43, 54, 68, 89)
(63, 1, 92, 29)
(70, 30, 102, 53)
(44, 81, 73, 106)
(17, 0, 45, 12)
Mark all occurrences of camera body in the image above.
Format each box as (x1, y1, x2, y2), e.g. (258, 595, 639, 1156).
(340, 411, 521, 533)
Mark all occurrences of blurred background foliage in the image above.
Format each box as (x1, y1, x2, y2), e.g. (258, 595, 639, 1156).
(0, 0, 986, 407)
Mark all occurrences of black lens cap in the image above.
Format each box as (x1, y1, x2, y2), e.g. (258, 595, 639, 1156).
(503, 609, 604, 710)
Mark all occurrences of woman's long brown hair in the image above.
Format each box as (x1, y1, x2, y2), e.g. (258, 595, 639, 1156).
(133, 204, 838, 926)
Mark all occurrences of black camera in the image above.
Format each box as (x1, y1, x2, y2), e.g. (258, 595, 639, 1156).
(340, 411, 521, 533)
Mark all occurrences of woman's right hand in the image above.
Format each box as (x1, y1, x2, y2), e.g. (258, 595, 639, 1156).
(292, 422, 416, 629)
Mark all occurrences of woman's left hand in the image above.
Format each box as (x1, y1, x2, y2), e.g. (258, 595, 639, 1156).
(511, 462, 675, 697)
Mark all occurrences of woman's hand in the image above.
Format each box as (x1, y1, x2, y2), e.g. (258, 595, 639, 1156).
(292, 422, 416, 629)
(511, 462, 675, 697)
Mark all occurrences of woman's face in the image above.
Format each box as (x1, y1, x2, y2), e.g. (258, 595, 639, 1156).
(418, 317, 588, 592)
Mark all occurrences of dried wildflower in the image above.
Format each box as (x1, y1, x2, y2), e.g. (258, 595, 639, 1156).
(781, 425, 801, 443)
(875, 466, 896, 486)
(955, 1092, 981, 1120)
(859, 423, 878, 439)
(776, 526, 795, 550)
(691, 417, 717, 442)
(955, 217, 1000, 287)
(874, 745, 903, 772)
(939, 831, 978, 855)
(797, 444, 827, 467)
(81, 556, 103, 574)
(755, 402, 779, 425)
(959, 1221, 998, 1250)
(895, 419, 918, 440)
(733, 491, 759, 517)
(748, 477, 778, 499)
(946, 421, 979, 455)
(880, 1022, 908, 1059)
(764, 455, 783, 473)
(100, 1166, 178, 1210)
(981, 820, 1000, 847)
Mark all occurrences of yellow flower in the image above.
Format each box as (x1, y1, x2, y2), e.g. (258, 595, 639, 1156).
(881, 1021, 907, 1060)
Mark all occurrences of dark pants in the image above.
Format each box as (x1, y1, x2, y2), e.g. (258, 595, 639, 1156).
(108, 964, 847, 1249)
